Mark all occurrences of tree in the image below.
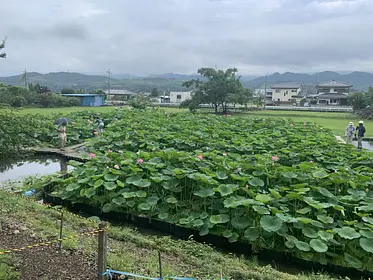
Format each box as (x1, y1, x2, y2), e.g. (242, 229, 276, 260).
(182, 67, 245, 114)
(61, 88, 75, 95)
(0, 37, 6, 59)
(227, 88, 253, 109)
(129, 94, 152, 109)
(150, 88, 159, 97)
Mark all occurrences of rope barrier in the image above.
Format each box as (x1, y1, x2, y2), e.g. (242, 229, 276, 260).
(102, 269, 225, 280)
(0, 228, 105, 255)
(0, 188, 99, 225)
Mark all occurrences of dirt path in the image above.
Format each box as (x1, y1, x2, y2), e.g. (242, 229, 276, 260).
(0, 221, 96, 280)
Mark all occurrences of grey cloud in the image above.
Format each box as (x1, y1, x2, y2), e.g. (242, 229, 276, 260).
(1, 0, 373, 76)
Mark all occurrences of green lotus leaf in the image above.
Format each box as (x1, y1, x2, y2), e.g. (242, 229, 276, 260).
(103, 181, 117, 191)
(210, 214, 230, 224)
(122, 191, 136, 198)
(253, 205, 270, 215)
(338, 227, 361, 240)
(93, 179, 104, 189)
(255, 194, 273, 204)
(260, 216, 283, 232)
(162, 180, 179, 190)
(112, 197, 126, 205)
(317, 215, 334, 224)
(126, 201, 136, 208)
(136, 190, 147, 198)
(318, 231, 334, 241)
(309, 239, 328, 253)
(194, 188, 214, 198)
(138, 203, 151, 211)
(223, 230, 233, 238)
(158, 213, 169, 220)
(228, 232, 239, 243)
(344, 253, 362, 269)
(269, 188, 281, 199)
(282, 172, 297, 179)
(360, 230, 373, 239)
(248, 177, 265, 187)
(363, 217, 373, 225)
(231, 216, 251, 230)
(312, 171, 328, 179)
(126, 175, 143, 185)
(302, 227, 318, 238)
(360, 238, 373, 253)
(218, 184, 234, 197)
(102, 203, 113, 213)
(77, 178, 90, 184)
(224, 197, 242, 208)
(166, 196, 178, 204)
(216, 171, 228, 180)
(295, 240, 311, 252)
(104, 174, 119, 181)
(297, 207, 311, 215)
(193, 219, 204, 228)
(134, 179, 151, 188)
(146, 196, 159, 206)
(199, 224, 209, 236)
(317, 187, 334, 198)
(244, 227, 260, 241)
(66, 183, 80, 191)
(116, 180, 125, 187)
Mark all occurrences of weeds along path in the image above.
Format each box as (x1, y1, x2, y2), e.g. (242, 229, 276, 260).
(0, 190, 337, 280)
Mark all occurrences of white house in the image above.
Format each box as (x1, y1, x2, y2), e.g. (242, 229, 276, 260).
(315, 80, 351, 106)
(160, 91, 192, 104)
(270, 83, 302, 103)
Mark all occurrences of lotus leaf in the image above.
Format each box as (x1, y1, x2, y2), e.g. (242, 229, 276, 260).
(344, 253, 363, 269)
(309, 239, 328, 253)
(359, 238, 373, 253)
(295, 241, 311, 252)
(194, 188, 214, 198)
(338, 227, 361, 240)
(104, 174, 119, 181)
(210, 214, 230, 224)
(228, 232, 239, 243)
(260, 216, 283, 232)
(112, 197, 126, 205)
(165, 196, 178, 204)
(193, 219, 204, 228)
(158, 213, 169, 220)
(231, 216, 251, 230)
(103, 181, 117, 190)
(302, 227, 318, 238)
(138, 203, 151, 211)
(255, 194, 273, 203)
(223, 230, 233, 238)
(146, 196, 159, 206)
(244, 227, 259, 241)
(66, 183, 80, 191)
(360, 230, 373, 239)
(248, 177, 264, 187)
(217, 184, 234, 197)
(363, 216, 373, 225)
(216, 171, 228, 180)
(136, 190, 147, 198)
(312, 171, 328, 179)
(318, 231, 334, 241)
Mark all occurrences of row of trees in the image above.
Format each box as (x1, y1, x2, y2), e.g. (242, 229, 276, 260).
(60, 88, 106, 95)
(182, 67, 253, 114)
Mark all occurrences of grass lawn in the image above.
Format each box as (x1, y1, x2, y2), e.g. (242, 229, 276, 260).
(0, 189, 337, 280)
(247, 110, 373, 137)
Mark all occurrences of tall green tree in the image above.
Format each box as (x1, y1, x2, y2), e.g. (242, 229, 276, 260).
(182, 67, 244, 114)
(0, 37, 6, 59)
(150, 87, 159, 97)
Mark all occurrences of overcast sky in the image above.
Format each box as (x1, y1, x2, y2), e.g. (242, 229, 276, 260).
(1, 0, 373, 77)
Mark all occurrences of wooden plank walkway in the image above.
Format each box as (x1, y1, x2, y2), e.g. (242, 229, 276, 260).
(28, 143, 87, 161)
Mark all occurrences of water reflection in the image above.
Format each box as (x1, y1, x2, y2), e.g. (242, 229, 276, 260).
(351, 141, 373, 151)
(0, 155, 71, 183)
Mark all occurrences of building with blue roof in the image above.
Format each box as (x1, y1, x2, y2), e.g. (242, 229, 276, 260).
(61, 94, 105, 107)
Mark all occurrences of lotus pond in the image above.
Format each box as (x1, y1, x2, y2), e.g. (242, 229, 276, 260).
(45, 110, 373, 272)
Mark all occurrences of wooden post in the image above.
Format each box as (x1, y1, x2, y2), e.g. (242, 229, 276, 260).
(158, 250, 162, 279)
(98, 222, 108, 280)
(58, 211, 64, 250)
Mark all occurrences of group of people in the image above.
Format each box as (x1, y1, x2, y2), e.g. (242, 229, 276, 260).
(346, 121, 366, 149)
(57, 116, 104, 150)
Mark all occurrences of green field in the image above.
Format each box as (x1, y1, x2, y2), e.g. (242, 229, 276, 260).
(9, 107, 373, 137)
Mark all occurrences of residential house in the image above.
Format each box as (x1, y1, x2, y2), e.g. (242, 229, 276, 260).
(104, 89, 137, 100)
(160, 91, 192, 104)
(270, 83, 302, 104)
(254, 85, 274, 105)
(315, 80, 351, 106)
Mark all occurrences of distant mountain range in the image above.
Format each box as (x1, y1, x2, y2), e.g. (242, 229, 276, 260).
(0, 71, 372, 92)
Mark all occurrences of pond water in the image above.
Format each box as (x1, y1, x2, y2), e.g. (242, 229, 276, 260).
(351, 140, 373, 151)
(0, 155, 70, 184)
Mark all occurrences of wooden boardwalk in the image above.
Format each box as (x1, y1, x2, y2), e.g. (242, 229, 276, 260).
(28, 143, 87, 161)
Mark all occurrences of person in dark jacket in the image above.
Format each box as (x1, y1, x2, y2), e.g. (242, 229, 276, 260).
(355, 121, 366, 150)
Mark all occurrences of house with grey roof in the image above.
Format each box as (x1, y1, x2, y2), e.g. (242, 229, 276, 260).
(270, 83, 302, 105)
(315, 80, 352, 106)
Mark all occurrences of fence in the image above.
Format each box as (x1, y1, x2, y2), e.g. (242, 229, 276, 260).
(0, 189, 224, 280)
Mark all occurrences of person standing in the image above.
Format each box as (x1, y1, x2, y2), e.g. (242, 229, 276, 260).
(96, 117, 104, 133)
(58, 122, 67, 150)
(355, 121, 366, 150)
(345, 122, 356, 144)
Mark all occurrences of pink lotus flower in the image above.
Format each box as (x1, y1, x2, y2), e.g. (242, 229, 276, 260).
(197, 155, 203, 160)
(108, 149, 113, 153)
(89, 153, 96, 158)
(93, 131, 99, 135)
(114, 164, 119, 169)
(72, 122, 76, 125)
(223, 152, 228, 156)
(272, 156, 279, 162)
(309, 160, 313, 163)
(290, 123, 294, 127)
(137, 158, 144, 164)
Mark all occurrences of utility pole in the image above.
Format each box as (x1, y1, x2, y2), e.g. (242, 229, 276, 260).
(263, 75, 267, 109)
(106, 69, 112, 95)
(22, 69, 27, 89)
